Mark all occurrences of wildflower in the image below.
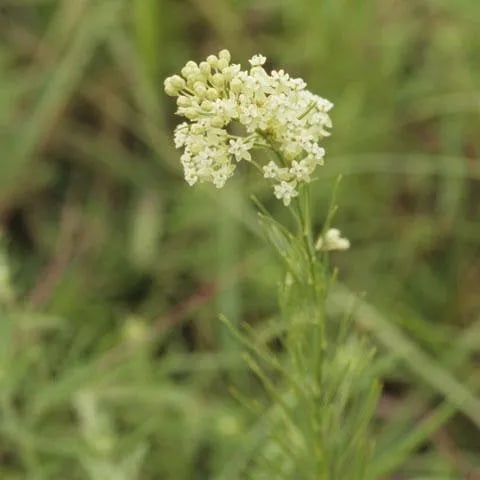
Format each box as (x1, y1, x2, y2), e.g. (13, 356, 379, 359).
(263, 161, 280, 179)
(274, 181, 298, 206)
(304, 143, 326, 164)
(229, 138, 253, 162)
(164, 50, 333, 205)
(290, 160, 313, 182)
(315, 228, 350, 251)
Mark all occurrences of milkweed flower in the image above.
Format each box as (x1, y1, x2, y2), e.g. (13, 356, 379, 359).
(164, 50, 333, 205)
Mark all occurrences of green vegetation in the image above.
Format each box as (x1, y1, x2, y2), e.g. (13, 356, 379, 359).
(1, 0, 479, 478)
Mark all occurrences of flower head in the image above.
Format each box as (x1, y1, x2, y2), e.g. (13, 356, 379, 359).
(164, 50, 333, 205)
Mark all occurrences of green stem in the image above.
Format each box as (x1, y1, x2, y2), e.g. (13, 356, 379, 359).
(255, 137, 329, 475)
(292, 183, 327, 477)
(295, 184, 325, 373)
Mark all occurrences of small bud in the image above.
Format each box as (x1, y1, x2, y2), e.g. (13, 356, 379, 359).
(217, 58, 229, 71)
(206, 88, 219, 101)
(207, 55, 218, 68)
(164, 77, 181, 96)
(177, 96, 191, 107)
(194, 82, 207, 97)
(199, 61, 211, 75)
(218, 49, 231, 63)
(181, 61, 199, 79)
(188, 73, 205, 86)
(222, 66, 235, 81)
(181, 65, 192, 78)
(164, 84, 177, 96)
(170, 75, 186, 90)
(184, 108, 199, 119)
(230, 77, 242, 93)
(201, 100, 213, 111)
(211, 73, 224, 87)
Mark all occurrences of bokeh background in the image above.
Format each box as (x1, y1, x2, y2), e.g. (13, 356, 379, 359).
(1, 0, 480, 478)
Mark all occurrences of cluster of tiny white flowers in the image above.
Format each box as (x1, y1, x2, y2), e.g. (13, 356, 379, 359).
(164, 50, 333, 205)
(315, 228, 350, 252)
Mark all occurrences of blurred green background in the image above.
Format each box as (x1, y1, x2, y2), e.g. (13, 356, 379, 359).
(1, 0, 480, 478)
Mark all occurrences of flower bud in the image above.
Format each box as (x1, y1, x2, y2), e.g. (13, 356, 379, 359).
(190, 123, 205, 135)
(170, 75, 186, 90)
(194, 82, 207, 97)
(181, 61, 200, 79)
(199, 61, 211, 75)
(222, 66, 235, 81)
(164, 77, 182, 96)
(187, 73, 205, 86)
(207, 55, 218, 68)
(206, 88, 219, 101)
(218, 49, 231, 63)
(181, 65, 192, 78)
(230, 77, 242, 93)
(201, 100, 213, 111)
(217, 58, 229, 71)
(176, 96, 191, 107)
(185, 60, 198, 69)
(211, 73, 224, 87)
(184, 108, 199, 119)
(164, 84, 178, 96)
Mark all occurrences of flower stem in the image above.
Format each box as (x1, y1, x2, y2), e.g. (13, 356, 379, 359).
(290, 183, 328, 476)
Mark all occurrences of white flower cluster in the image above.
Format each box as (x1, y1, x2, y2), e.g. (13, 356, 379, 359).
(315, 228, 350, 251)
(164, 50, 333, 205)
